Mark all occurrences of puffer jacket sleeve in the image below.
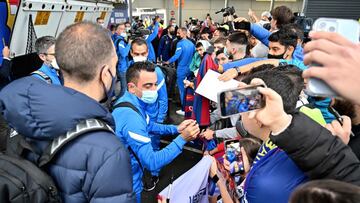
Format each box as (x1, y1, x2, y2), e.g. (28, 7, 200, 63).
(89, 137, 136, 203)
(270, 112, 360, 186)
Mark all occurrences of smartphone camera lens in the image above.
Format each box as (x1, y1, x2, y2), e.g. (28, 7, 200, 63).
(329, 26, 336, 32)
(319, 22, 326, 29)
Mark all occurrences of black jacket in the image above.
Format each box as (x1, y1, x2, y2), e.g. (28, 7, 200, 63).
(270, 112, 360, 186)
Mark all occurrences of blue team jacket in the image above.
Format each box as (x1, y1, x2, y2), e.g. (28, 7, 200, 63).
(32, 63, 62, 85)
(168, 38, 195, 69)
(114, 35, 131, 73)
(146, 22, 159, 62)
(112, 91, 187, 195)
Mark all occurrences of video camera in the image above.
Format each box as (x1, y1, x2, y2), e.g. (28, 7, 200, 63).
(128, 28, 151, 40)
(294, 12, 313, 42)
(215, 6, 236, 17)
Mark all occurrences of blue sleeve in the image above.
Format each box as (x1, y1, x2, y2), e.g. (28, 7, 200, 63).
(279, 59, 308, 71)
(116, 110, 186, 171)
(158, 36, 166, 58)
(250, 23, 272, 46)
(146, 22, 159, 43)
(293, 45, 304, 61)
(223, 58, 267, 71)
(168, 42, 182, 63)
(118, 41, 131, 58)
(148, 121, 178, 135)
(156, 69, 168, 122)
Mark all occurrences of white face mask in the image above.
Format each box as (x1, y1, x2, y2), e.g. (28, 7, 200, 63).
(120, 32, 127, 38)
(50, 59, 60, 70)
(100, 23, 105, 28)
(133, 56, 147, 62)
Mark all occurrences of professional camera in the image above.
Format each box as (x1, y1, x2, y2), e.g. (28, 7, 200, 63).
(215, 6, 236, 17)
(294, 12, 313, 42)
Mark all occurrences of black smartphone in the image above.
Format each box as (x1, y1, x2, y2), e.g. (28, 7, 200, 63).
(218, 85, 265, 118)
(232, 21, 251, 31)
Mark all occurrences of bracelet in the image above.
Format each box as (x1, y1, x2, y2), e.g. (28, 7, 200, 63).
(211, 174, 219, 184)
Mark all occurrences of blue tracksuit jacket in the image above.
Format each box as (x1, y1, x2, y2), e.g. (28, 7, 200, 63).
(112, 91, 187, 195)
(32, 63, 62, 85)
(146, 22, 159, 62)
(114, 34, 131, 73)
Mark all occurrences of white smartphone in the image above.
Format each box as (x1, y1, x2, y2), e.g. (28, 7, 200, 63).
(306, 18, 360, 97)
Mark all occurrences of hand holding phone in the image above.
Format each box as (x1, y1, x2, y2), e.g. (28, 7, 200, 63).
(306, 18, 360, 97)
(218, 85, 265, 118)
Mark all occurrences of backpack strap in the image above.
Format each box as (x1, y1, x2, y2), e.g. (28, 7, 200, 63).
(38, 119, 114, 167)
(32, 70, 52, 84)
(112, 102, 142, 116)
(112, 102, 145, 173)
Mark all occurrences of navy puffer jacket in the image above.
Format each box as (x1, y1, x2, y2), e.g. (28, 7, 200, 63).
(0, 76, 136, 203)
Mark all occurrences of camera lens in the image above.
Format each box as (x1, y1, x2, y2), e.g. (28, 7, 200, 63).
(329, 26, 336, 32)
(319, 22, 326, 29)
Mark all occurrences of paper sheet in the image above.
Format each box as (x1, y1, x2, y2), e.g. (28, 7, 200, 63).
(195, 70, 240, 102)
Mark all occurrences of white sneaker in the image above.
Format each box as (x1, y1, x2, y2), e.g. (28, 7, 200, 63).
(176, 110, 185, 116)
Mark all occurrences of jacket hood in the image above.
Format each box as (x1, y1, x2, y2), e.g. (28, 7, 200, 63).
(0, 76, 114, 140)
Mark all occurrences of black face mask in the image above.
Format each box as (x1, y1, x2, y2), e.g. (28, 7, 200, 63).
(267, 48, 287, 59)
(170, 31, 176, 35)
(176, 35, 182, 40)
(100, 69, 116, 104)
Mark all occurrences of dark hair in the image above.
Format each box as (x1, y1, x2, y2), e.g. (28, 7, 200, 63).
(96, 17, 103, 22)
(248, 64, 276, 74)
(242, 70, 297, 114)
(216, 27, 228, 36)
(131, 38, 148, 50)
(126, 61, 156, 85)
(201, 27, 211, 35)
(56, 21, 115, 82)
(196, 42, 204, 48)
(268, 27, 298, 48)
(289, 180, 360, 203)
(276, 65, 304, 97)
(116, 22, 125, 30)
(216, 48, 225, 56)
(228, 32, 248, 46)
(214, 37, 227, 46)
(271, 6, 295, 29)
(239, 138, 261, 165)
(282, 23, 304, 42)
(333, 99, 356, 121)
(110, 24, 116, 32)
(35, 36, 56, 54)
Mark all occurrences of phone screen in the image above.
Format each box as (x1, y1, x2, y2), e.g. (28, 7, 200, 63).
(225, 139, 244, 176)
(219, 86, 265, 117)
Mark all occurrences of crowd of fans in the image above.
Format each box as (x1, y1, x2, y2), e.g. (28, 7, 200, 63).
(0, 4, 360, 203)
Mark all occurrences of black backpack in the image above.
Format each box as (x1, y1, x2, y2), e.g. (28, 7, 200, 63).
(0, 118, 113, 203)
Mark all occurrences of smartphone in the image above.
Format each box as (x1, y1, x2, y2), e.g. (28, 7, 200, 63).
(232, 21, 251, 31)
(224, 139, 244, 176)
(224, 139, 240, 162)
(218, 85, 265, 118)
(306, 18, 360, 97)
